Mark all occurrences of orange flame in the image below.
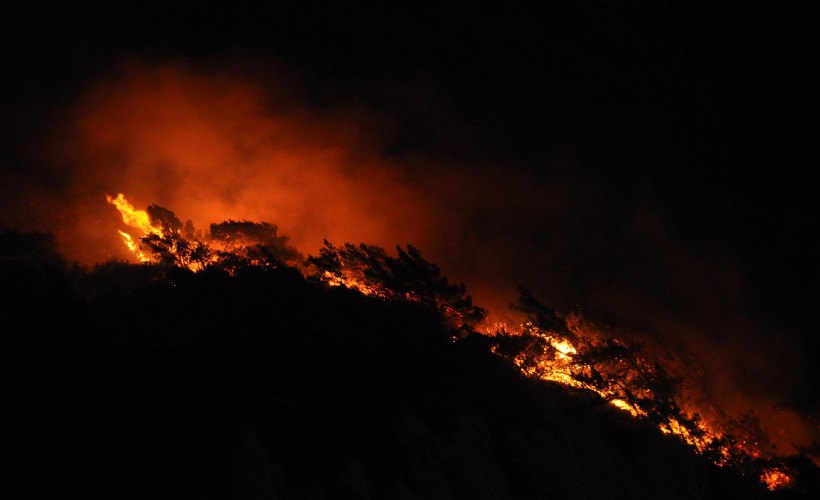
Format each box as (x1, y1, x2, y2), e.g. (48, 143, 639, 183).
(491, 322, 644, 418)
(116, 229, 151, 263)
(106, 193, 163, 237)
(322, 270, 391, 298)
(103, 192, 798, 490)
(487, 315, 798, 488)
(106, 193, 164, 262)
(761, 466, 793, 491)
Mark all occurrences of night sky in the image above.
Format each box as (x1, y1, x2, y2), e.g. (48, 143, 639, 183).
(2, 2, 818, 449)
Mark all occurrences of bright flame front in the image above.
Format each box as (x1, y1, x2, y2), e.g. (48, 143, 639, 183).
(104, 192, 798, 491)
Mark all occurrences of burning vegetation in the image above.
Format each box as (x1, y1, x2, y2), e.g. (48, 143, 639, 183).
(106, 193, 483, 330)
(107, 193, 302, 273)
(487, 291, 802, 491)
(104, 193, 814, 493)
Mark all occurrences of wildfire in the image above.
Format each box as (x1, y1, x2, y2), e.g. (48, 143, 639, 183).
(106, 193, 299, 273)
(107, 193, 166, 264)
(116, 230, 151, 263)
(104, 193, 799, 491)
(487, 314, 798, 490)
(491, 322, 645, 418)
(761, 466, 794, 491)
(106, 193, 163, 237)
(322, 270, 391, 298)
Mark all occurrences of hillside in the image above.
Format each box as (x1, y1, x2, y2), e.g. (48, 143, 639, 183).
(2, 230, 817, 499)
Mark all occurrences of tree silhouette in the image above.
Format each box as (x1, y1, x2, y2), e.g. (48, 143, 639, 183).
(308, 240, 486, 330)
(146, 204, 183, 234)
(141, 233, 212, 270)
(3, 229, 817, 499)
(496, 287, 711, 456)
(209, 220, 301, 265)
(136, 213, 302, 272)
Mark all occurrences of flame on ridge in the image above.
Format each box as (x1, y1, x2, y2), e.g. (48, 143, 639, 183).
(106, 194, 163, 238)
(322, 270, 390, 298)
(105, 192, 797, 491)
(484, 317, 797, 490)
(107, 194, 164, 263)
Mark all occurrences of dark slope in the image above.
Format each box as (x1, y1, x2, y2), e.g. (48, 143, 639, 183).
(3, 236, 816, 499)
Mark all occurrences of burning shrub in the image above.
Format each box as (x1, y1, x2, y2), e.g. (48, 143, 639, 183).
(489, 287, 810, 488)
(209, 220, 301, 266)
(308, 240, 486, 331)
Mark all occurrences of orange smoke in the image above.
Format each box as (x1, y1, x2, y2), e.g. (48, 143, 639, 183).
(45, 60, 571, 320)
(48, 62, 441, 268)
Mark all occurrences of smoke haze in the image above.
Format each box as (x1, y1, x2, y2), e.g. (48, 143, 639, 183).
(4, 58, 816, 456)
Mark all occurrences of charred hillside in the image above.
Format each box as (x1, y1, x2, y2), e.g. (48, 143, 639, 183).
(2, 231, 817, 500)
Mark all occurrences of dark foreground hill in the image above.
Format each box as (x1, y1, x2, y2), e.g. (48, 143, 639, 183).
(2, 233, 817, 499)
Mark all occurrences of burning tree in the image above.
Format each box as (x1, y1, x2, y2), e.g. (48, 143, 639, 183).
(308, 240, 486, 331)
(106, 193, 482, 330)
(140, 203, 212, 271)
(490, 287, 807, 489)
(103, 192, 810, 492)
(208, 220, 302, 271)
(106, 194, 301, 273)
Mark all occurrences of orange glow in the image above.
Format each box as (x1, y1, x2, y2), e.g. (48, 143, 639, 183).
(38, 61, 807, 492)
(492, 322, 644, 418)
(551, 338, 576, 357)
(761, 467, 793, 491)
(102, 190, 800, 490)
(322, 270, 391, 298)
(106, 193, 200, 270)
(488, 315, 798, 487)
(107, 193, 164, 263)
(116, 229, 150, 262)
(50, 64, 447, 269)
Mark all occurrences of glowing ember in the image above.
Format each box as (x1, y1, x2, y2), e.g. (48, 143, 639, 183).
(761, 466, 793, 491)
(322, 270, 391, 298)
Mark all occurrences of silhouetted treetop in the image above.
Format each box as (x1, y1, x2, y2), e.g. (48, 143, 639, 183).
(209, 220, 301, 264)
(308, 240, 486, 330)
(0, 229, 65, 268)
(510, 286, 573, 339)
(134, 212, 302, 272)
(3, 229, 818, 499)
(495, 287, 712, 461)
(147, 204, 183, 235)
